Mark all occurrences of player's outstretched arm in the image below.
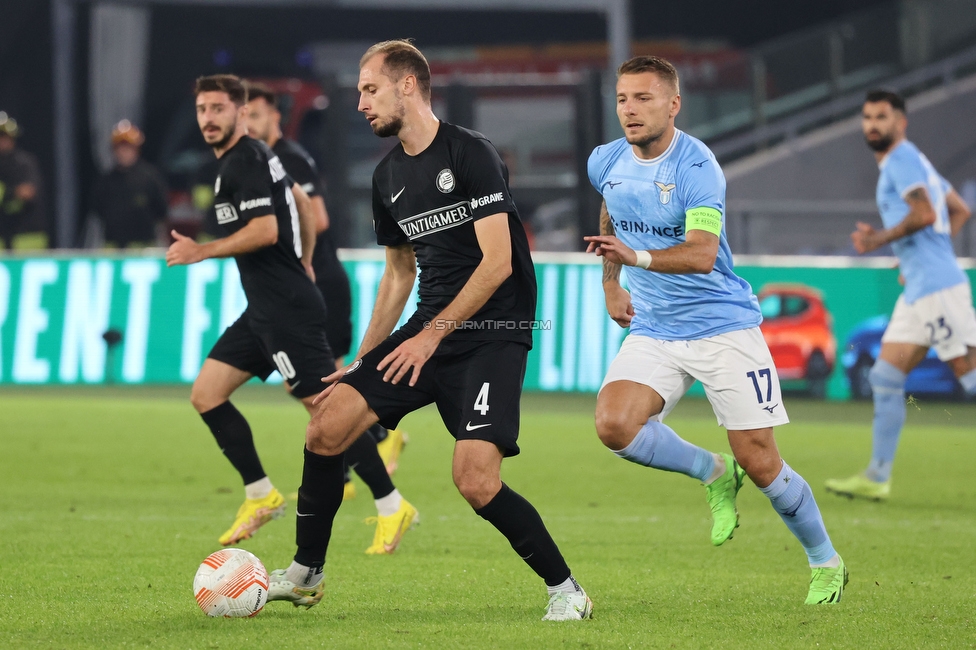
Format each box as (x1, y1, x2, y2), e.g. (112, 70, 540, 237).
(946, 189, 972, 237)
(377, 212, 512, 387)
(584, 228, 719, 275)
(852, 186, 937, 253)
(291, 182, 317, 277)
(594, 200, 632, 328)
(311, 196, 329, 234)
(598, 201, 622, 285)
(425, 212, 512, 332)
(357, 244, 417, 358)
(165, 215, 278, 266)
(313, 244, 416, 403)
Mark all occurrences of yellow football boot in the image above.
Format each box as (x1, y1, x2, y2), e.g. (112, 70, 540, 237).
(376, 428, 408, 475)
(218, 488, 286, 546)
(364, 498, 419, 555)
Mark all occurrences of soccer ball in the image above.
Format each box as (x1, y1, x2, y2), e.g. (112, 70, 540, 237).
(193, 548, 269, 617)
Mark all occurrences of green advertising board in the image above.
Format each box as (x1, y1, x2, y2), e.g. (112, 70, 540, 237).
(0, 252, 972, 398)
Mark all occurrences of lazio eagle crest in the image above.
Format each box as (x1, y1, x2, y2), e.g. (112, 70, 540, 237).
(654, 182, 676, 205)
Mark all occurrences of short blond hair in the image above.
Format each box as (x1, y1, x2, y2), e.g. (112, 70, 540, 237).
(360, 39, 432, 101)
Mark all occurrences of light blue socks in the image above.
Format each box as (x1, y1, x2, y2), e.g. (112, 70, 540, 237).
(960, 367, 976, 396)
(865, 359, 907, 483)
(613, 420, 715, 482)
(759, 461, 836, 566)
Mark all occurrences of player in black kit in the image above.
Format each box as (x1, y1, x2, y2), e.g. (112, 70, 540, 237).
(267, 41, 591, 621)
(244, 82, 414, 552)
(166, 74, 417, 552)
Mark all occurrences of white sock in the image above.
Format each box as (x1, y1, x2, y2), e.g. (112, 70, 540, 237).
(375, 489, 402, 517)
(702, 453, 726, 485)
(244, 477, 273, 500)
(547, 576, 582, 597)
(811, 554, 841, 569)
(284, 561, 323, 588)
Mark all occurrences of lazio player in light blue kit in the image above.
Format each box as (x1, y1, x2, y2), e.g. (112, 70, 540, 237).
(584, 56, 846, 605)
(826, 90, 976, 501)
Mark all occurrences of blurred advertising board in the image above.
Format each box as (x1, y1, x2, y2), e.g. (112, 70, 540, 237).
(0, 252, 973, 399)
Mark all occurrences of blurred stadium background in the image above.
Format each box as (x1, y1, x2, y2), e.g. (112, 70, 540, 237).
(4, 3, 976, 648)
(1, 0, 975, 397)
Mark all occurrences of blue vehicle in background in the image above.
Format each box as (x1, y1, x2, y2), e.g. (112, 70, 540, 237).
(843, 315, 965, 399)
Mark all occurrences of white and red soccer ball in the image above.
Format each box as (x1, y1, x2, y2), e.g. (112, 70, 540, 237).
(193, 549, 269, 617)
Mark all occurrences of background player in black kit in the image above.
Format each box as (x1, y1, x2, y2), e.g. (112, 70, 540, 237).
(244, 82, 415, 553)
(166, 74, 417, 553)
(267, 41, 591, 622)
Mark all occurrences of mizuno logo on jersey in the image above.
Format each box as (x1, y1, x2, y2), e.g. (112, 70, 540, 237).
(398, 201, 472, 240)
(239, 197, 272, 211)
(470, 192, 504, 209)
(268, 156, 287, 183)
(215, 202, 239, 224)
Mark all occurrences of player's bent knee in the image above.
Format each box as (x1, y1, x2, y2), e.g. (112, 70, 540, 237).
(869, 359, 907, 391)
(729, 428, 781, 487)
(737, 455, 781, 488)
(454, 475, 501, 509)
(305, 420, 347, 456)
(594, 409, 639, 450)
(189, 383, 222, 414)
(452, 464, 501, 509)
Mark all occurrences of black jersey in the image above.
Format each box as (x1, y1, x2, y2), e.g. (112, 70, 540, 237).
(371, 122, 536, 347)
(271, 139, 345, 283)
(272, 138, 323, 200)
(213, 135, 325, 325)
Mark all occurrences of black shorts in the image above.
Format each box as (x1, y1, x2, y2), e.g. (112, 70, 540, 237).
(340, 329, 528, 456)
(208, 313, 334, 399)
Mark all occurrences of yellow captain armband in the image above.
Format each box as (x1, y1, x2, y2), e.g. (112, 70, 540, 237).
(685, 207, 723, 236)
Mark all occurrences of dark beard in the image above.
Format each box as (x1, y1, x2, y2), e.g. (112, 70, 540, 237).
(373, 115, 403, 138)
(865, 132, 893, 152)
(211, 125, 236, 150)
(627, 125, 667, 149)
(205, 119, 237, 150)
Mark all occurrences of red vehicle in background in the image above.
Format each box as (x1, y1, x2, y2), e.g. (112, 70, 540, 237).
(758, 283, 837, 398)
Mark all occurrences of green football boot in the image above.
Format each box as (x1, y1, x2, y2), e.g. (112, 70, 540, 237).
(704, 453, 747, 546)
(824, 473, 890, 501)
(805, 556, 848, 604)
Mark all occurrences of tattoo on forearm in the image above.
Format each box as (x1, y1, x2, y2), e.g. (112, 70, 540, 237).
(599, 201, 621, 284)
(600, 201, 615, 236)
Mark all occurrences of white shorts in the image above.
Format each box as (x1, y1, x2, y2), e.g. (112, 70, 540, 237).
(882, 282, 976, 361)
(601, 328, 790, 430)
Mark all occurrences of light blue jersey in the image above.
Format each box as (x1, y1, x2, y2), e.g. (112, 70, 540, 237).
(876, 140, 966, 304)
(588, 130, 761, 340)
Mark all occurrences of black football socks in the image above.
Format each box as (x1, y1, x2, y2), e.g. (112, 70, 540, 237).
(344, 430, 395, 499)
(294, 446, 345, 568)
(475, 483, 572, 587)
(200, 401, 266, 485)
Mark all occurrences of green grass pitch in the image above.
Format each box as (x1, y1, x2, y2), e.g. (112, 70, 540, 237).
(1, 387, 974, 649)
